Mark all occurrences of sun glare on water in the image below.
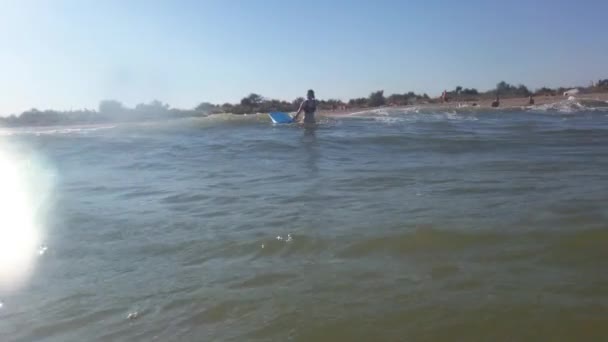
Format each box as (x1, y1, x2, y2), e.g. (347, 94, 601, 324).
(0, 142, 53, 292)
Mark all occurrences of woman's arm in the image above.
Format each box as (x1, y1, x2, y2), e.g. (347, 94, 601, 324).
(293, 100, 306, 121)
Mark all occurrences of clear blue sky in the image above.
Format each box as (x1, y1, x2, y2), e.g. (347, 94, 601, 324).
(1, 0, 606, 115)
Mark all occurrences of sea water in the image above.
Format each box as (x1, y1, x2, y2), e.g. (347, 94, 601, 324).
(1, 102, 608, 341)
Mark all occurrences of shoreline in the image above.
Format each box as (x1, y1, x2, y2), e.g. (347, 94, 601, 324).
(2, 93, 606, 128)
(320, 92, 608, 117)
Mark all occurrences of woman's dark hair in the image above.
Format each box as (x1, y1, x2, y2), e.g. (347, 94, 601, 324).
(307, 89, 315, 99)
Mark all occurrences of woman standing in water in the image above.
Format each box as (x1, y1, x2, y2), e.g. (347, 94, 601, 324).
(293, 89, 317, 124)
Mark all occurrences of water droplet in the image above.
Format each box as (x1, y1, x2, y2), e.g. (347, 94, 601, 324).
(38, 245, 48, 255)
(0, 301, 3, 309)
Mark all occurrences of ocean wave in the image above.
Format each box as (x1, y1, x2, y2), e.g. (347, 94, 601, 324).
(343, 100, 608, 120)
(529, 99, 608, 113)
(348, 109, 481, 125)
(0, 124, 117, 137)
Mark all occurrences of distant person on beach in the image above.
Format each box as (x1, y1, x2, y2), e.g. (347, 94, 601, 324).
(528, 95, 535, 105)
(294, 89, 317, 123)
(441, 90, 449, 103)
(491, 95, 500, 108)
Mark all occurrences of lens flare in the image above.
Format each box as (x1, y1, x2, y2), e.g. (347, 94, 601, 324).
(0, 142, 52, 292)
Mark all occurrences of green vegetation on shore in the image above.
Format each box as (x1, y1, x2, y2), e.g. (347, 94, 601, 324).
(2, 80, 607, 127)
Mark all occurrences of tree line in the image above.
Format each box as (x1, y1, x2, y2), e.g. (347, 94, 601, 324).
(219, 79, 608, 113)
(2, 79, 607, 127)
(198, 90, 433, 115)
(0, 100, 199, 127)
(441, 79, 608, 100)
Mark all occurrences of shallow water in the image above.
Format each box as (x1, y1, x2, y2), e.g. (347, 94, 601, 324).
(1, 104, 608, 341)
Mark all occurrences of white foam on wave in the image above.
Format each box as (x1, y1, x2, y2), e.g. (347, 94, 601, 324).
(344, 99, 608, 122)
(530, 99, 606, 114)
(526, 95, 608, 114)
(444, 112, 461, 120)
(344, 106, 421, 117)
(370, 108, 391, 116)
(373, 116, 405, 124)
(0, 125, 116, 137)
(346, 107, 481, 124)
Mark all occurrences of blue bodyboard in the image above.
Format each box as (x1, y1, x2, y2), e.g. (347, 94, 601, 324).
(268, 112, 294, 124)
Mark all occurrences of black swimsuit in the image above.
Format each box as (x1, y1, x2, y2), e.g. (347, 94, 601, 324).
(303, 99, 317, 123)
